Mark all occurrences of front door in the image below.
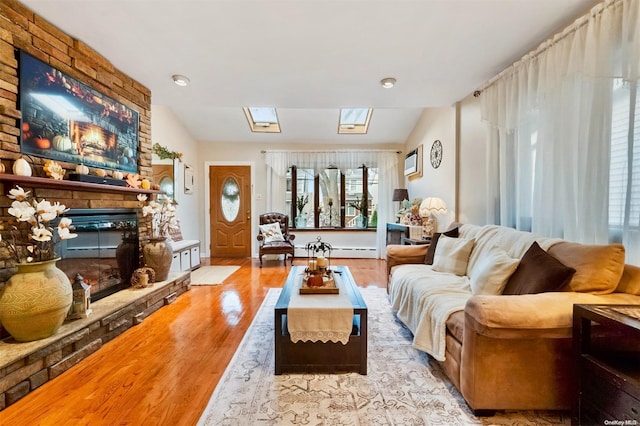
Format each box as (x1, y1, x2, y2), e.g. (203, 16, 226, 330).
(209, 165, 251, 257)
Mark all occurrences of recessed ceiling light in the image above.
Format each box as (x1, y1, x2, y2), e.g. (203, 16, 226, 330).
(380, 77, 396, 88)
(172, 74, 190, 87)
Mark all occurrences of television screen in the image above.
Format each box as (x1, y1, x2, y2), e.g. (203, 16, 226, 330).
(18, 50, 139, 173)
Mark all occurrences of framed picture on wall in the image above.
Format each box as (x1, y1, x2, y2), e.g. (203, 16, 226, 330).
(184, 164, 194, 194)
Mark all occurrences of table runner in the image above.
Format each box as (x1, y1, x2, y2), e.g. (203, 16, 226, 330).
(287, 272, 354, 344)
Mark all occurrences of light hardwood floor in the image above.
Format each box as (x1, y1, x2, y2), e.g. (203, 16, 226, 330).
(0, 257, 387, 426)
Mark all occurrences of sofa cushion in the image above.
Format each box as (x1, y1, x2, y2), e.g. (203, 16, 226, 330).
(259, 222, 285, 243)
(425, 227, 459, 265)
(547, 242, 625, 295)
(469, 245, 519, 295)
(432, 236, 475, 276)
(616, 264, 640, 295)
(502, 242, 576, 295)
(446, 310, 465, 344)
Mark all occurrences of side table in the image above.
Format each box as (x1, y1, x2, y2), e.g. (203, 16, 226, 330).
(401, 236, 431, 246)
(572, 304, 640, 425)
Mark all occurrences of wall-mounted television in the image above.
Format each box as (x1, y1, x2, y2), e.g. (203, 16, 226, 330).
(18, 50, 139, 173)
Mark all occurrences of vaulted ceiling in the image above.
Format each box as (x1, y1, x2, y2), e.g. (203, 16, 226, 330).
(21, 0, 600, 144)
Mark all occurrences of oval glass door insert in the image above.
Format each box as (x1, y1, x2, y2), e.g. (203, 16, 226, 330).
(222, 177, 240, 221)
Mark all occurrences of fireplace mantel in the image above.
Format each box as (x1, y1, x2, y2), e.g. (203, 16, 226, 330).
(0, 174, 161, 195)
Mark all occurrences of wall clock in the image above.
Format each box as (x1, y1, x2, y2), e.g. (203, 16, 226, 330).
(430, 140, 443, 169)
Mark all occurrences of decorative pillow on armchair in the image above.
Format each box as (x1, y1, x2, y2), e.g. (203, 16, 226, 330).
(259, 223, 285, 243)
(432, 235, 475, 276)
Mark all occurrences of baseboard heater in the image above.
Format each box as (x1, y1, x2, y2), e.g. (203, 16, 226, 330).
(294, 246, 376, 259)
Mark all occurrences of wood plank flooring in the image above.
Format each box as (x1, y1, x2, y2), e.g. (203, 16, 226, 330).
(0, 257, 387, 425)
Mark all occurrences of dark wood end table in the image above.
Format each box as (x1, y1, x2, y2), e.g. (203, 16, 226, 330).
(572, 304, 640, 425)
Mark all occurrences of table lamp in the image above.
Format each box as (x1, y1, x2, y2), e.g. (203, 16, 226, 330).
(392, 189, 409, 223)
(419, 197, 447, 237)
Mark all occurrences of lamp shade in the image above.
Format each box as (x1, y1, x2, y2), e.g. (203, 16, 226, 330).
(419, 197, 447, 217)
(392, 189, 409, 202)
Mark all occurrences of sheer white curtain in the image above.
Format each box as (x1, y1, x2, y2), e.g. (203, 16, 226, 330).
(375, 151, 401, 258)
(264, 150, 400, 258)
(481, 0, 640, 261)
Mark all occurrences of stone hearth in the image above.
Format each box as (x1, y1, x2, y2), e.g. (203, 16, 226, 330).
(0, 271, 191, 410)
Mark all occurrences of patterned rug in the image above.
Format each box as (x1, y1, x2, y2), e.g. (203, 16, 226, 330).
(189, 266, 240, 285)
(197, 288, 570, 425)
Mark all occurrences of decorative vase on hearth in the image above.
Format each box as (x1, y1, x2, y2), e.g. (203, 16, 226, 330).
(0, 258, 72, 342)
(142, 237, 173, 282)
(116, 237, 139, 286)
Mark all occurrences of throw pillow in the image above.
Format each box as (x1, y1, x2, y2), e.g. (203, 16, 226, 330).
(502, 241, 576, 295)
(425, 227, 459, 265)
(259, 223, 285, 243)
(469, 245, 520, 295)
(547, 242, 625, 294)
(432, 235, 476, 276)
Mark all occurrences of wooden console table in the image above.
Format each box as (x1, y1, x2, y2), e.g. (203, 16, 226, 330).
(386, 223, 409, 245)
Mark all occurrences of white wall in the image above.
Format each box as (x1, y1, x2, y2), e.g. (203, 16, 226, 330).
(403, 107, 457, 232)
(153, 100, 492, 254)
(197, 141, 403, 257)
(150, 105, 200, 241)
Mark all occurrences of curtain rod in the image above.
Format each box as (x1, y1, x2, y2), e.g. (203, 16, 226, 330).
(477, 0, 618, 93)
(261, 149, 402, 154)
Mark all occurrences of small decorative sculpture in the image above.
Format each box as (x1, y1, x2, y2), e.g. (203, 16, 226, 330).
(131, 267, 156, 289)
(301, 237, 337, 294)
(68, 273, 92, 319)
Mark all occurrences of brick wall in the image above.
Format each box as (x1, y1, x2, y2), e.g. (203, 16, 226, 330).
(0, 1, 155, 333)
(0, 0, 154, 256)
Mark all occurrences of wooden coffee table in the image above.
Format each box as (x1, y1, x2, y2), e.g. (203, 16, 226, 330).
(274, 265, 368, 375)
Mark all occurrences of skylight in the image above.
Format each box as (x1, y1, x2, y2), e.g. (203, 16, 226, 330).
(243, 107, 281, 133)
(338, 108, 372, 134)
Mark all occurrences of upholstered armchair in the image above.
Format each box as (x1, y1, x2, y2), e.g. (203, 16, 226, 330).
(257, 212, 296, 267)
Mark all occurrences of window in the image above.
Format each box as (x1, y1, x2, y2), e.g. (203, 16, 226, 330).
(287, 166, 378, 229)
(609, 79, 640, 240)
(243, 106, 281, 133)
(338, 108, 372, 134)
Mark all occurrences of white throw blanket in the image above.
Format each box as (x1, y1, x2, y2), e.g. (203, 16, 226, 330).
(389, 264, 471, 361)
(287, 273, 354, 345)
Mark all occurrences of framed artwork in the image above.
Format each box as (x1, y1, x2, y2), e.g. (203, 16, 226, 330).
(18, 50, 139, 173)
(184, 164, 194, 194)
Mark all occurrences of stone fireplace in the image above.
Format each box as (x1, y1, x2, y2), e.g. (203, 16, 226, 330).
(0, 1, 191, 411)
(58, 208, 139, 301)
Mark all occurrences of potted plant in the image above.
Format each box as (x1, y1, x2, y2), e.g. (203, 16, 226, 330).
(295, 194, 308, 228)
(349, 195, 369, 228)
(0, 185, 78, 341)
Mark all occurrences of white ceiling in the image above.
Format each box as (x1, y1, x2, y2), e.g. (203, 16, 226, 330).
(21, 0, 599, 145)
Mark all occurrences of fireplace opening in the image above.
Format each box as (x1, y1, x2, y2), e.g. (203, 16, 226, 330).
(58, 208, 139, 302)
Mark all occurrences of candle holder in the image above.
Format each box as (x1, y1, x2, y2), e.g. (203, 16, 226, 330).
(301, 236, 337, 294)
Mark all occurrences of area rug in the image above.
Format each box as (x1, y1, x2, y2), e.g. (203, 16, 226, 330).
(197, 288, 570, 425)
(189, 266, 240, 285)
